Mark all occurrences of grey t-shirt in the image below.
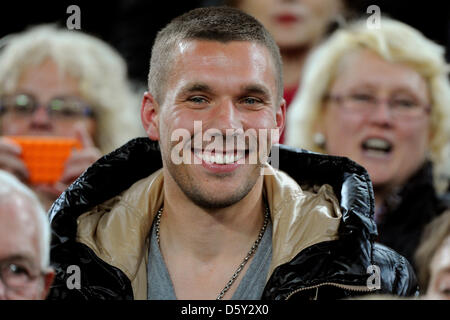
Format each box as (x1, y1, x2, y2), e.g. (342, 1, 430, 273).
(147, 219, 272, 300)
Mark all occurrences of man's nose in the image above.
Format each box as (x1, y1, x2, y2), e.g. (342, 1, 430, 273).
(212, 99, 243, 132)
(29, 105, 52, 129)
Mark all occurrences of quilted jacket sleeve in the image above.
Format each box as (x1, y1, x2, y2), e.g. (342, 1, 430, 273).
(373, 242, 419, 297)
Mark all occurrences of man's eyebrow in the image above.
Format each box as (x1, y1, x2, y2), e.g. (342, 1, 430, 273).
(241, 84, 270, 98)
(180, 83, 213, 94)
(178, 83, 271, 99)
(0, 254, 34, 265)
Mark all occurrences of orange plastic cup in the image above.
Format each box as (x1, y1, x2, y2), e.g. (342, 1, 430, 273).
(7, 136, 82, 184)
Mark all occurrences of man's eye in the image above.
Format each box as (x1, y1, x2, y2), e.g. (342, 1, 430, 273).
(241, 97, 262, 106)
(5, 263, 29, 277)
(188, 96, 208, 104)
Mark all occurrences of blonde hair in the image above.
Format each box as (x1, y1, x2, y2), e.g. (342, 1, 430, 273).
(286, 18, 450, 193)
(0, 25, 144, 154)
(0, 169, 50, 269)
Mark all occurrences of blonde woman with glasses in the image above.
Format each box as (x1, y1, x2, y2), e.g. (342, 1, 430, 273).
(286, 18, 450, 272)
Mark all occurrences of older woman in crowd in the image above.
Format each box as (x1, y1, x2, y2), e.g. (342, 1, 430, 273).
(0, 25, 144, 209)
(286, 18, 450, 269)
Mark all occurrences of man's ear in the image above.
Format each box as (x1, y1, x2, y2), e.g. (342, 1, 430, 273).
(141, 92, 160, 141)
(273, 98, 286, 144)
(40, 268, 55, 300)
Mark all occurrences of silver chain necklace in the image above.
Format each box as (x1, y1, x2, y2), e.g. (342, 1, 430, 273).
(155, 205, 270, 300)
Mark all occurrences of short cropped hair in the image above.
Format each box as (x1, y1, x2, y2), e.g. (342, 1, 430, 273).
(148, 6, 283, 105)
(414, 210, 450, 293)
(0, 25, 143, 154)
(285, 18, 450, 192)
(0, 170, 50, 269)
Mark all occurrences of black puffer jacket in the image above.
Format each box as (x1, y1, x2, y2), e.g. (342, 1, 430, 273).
(376, 162, 449, 271)
(48, 138, 418, 300)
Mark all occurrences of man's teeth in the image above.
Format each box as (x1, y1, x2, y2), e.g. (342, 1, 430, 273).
(194, 151, 244, 164)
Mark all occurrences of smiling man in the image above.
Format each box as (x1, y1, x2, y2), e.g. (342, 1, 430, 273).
(145, 38, 283, 211)
(48, 7, 417, 300)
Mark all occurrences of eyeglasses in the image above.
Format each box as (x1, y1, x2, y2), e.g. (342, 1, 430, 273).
(0, 260, 44, 294)
(325, 93, 431, 120)
(0, 93, 95, 119)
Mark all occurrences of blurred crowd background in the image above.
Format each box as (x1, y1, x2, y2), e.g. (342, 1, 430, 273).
(1, 1, 448, 87)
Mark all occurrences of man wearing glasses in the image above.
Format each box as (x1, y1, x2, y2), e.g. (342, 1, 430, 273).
(0, 170, 54, 300)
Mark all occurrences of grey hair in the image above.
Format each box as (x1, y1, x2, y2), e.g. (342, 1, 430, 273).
(0, 170, 50, 269)
(0, 24, 144, 154)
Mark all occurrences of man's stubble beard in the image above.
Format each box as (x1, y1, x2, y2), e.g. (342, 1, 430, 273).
(162, 143, 263, 210)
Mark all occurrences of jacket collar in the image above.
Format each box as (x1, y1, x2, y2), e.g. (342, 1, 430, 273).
(268, 146, 378, 293)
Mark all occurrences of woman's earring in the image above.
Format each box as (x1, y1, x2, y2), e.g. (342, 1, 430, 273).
(313, 132, 326, 148)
